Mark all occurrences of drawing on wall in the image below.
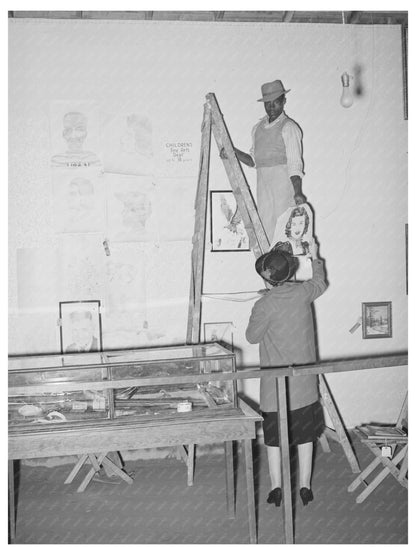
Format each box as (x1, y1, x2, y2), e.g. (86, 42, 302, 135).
(105, 243, 146, 312)
(204, 321, 234, 350)
(50, 102, 102, 168)
(106, 173, 157, 242)
(102, 112, 154, 175)
(59, 300, 102, 353)
(153, 178, 196, 241)
(270, 203, 314, 281)
(210, 191, 249, 252)
(58, 234, 106, 302)
(362, 302, 392, 339)
(52, 169, 105, 233)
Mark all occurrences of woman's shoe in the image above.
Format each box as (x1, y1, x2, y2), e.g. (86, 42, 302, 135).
(267, 487, 282, 507)
(299, 487, 314, 506)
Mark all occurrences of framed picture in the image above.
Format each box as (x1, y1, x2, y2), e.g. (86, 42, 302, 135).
(59, 300, 103, 353)
(362, 302, 392, 339)
(204, 321, 234, 351)
(210, 191, 249, 252)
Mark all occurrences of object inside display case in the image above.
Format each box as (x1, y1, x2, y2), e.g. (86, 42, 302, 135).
(8, 344, 237, 429)
(8, 389, 110, 426)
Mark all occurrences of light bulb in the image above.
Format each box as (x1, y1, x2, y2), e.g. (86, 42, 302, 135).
(340, 72, 353, 108)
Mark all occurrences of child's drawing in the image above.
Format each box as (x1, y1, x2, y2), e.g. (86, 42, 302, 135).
(50, 102, 102, 168)
(52, 169, 105, 233)
(271, 203, 314, 281)
(106, 174, 157, 243)
(58, 234, 106, 301)
(102, 112, 154, 175)
(105, 243, 146, 312)
(210, 191, 249, 252)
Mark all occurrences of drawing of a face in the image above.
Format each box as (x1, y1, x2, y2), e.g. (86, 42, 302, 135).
(285, 207, 309, 242)
(63, 112, 88, 152)
(120, 114, 153, 156)
(67, 177, 94, 212)
(117, 192, 152, 230)
(289, 215, 306, 240)
(69, 311, 94, 350)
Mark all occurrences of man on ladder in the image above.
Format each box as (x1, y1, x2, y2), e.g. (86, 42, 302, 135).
(221, 78, 306, 243)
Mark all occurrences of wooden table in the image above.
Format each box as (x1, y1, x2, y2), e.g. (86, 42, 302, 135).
(8, 398, 262, 544)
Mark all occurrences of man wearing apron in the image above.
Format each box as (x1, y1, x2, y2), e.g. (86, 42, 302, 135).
(231, 79, 306, 243)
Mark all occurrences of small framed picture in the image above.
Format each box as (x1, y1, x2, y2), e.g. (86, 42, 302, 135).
(210, 191, 249, 252)
(204, 321, 234, 351)
(362, 302, 392, 339)
(59, 300, 103, 353)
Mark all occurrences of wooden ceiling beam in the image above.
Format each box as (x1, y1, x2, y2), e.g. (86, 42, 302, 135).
(348, 11, 361, 24)
(282, 11, 295, 22)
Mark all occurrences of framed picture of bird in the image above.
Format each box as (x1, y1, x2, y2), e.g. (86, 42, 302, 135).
(210, 190, 250, 252)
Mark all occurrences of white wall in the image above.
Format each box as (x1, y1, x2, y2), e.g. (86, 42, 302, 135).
(9, 19, 407, 426)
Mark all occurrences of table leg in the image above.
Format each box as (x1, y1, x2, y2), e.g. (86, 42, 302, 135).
(9, 460, 16, 542)
(64, 454, 89, 484)
(243, 438, 257, 544)
(276, 376, 294, 544)
(224, 441, 235, 519)
(187, 444, 195, 486)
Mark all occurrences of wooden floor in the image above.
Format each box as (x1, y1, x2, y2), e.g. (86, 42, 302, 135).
(10, 437, 407, 544)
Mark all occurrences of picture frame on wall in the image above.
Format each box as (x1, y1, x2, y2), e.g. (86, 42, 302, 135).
(210, 191, 249, 252)
(59, 300, 103, 353)
(362, 302, 392, 339)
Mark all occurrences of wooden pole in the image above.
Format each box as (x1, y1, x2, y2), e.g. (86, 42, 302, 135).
(276, 376, 294, 543)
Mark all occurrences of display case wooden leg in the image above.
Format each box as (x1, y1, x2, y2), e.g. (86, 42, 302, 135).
(277, 376, 294, 544)
(101, 456, 134, 484)
(224, 441, 235, 519)
(64, 454, 89, 484)
(8, 460, 16, 543)
(77, 453, 107, 492)
(243, 438, 257, 544)
(186, 444, 195, 486)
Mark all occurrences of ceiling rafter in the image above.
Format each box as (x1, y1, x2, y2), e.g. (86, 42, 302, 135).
(8, 10, 408, 26)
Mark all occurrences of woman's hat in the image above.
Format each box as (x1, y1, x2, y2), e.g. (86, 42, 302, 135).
(257, 80, 290, 102)
(255, 249, 297, 285)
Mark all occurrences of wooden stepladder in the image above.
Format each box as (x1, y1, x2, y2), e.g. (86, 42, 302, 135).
(186, 93, 360, 543)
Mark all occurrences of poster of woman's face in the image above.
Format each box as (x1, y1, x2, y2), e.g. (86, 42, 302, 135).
(59, 300, 102, 353)
(270, 203, 314, 281)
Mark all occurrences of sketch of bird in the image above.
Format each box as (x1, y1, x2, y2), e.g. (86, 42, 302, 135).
(220, 194, 243, 234)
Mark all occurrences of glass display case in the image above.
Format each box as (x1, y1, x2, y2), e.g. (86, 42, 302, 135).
(8, 343, 237, 431)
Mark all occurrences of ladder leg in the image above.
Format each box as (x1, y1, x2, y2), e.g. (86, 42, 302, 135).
(319, 374, 360, 473)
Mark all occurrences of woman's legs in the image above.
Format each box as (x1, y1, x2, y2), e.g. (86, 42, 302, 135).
(266, 445, 282, 489)
(297, 441, 313, 489)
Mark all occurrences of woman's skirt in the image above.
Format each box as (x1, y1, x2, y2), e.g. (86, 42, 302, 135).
(262, 400, 325, 447)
